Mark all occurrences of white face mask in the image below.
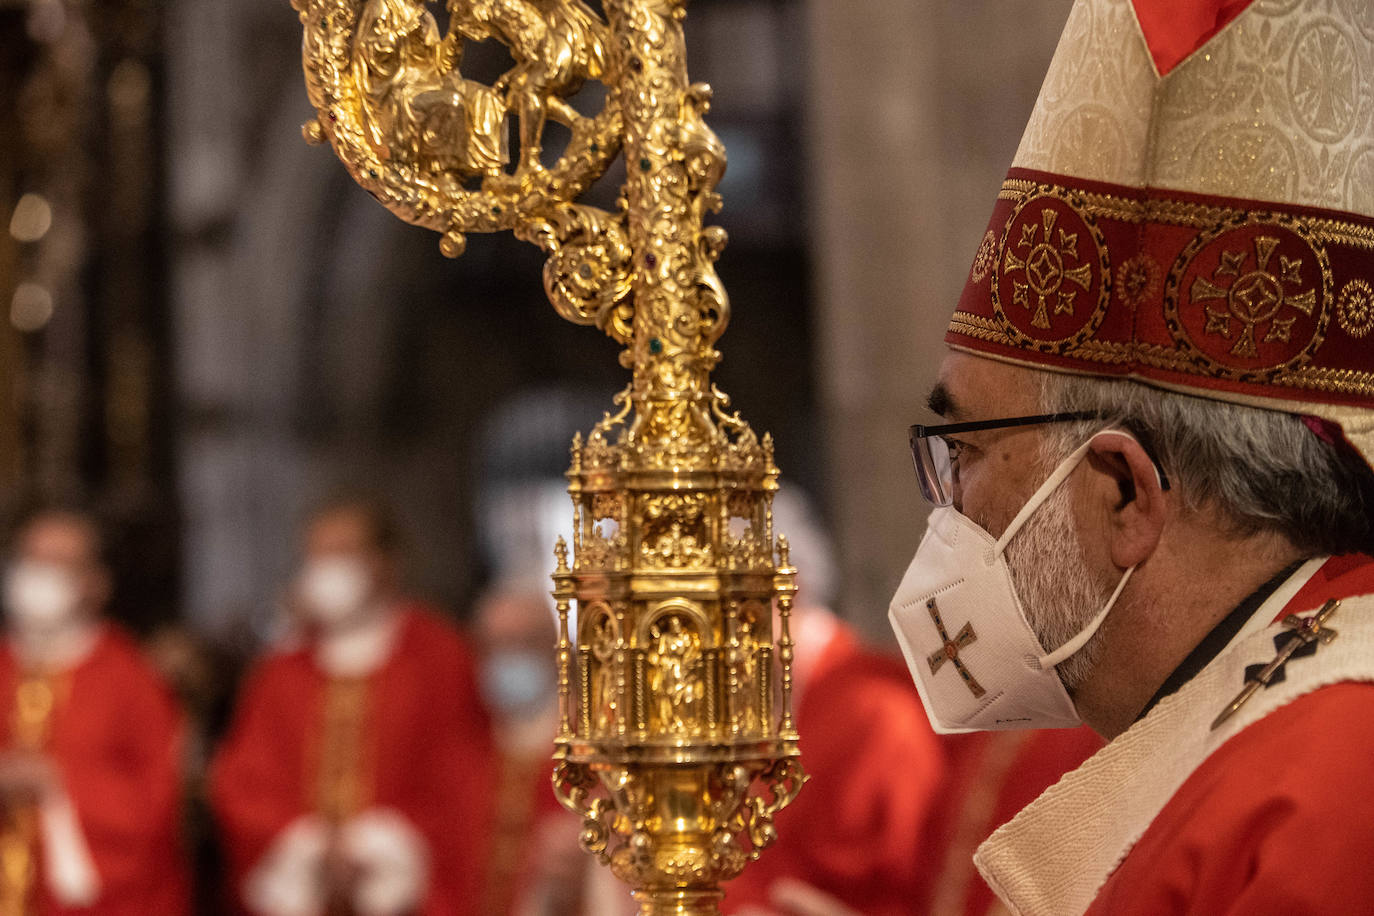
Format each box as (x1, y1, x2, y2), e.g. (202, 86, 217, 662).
(482, 649, 554, 715)
(298, 557, 375, 629)
(4, 561, 82, 630)
(888, 432, 1138, 734)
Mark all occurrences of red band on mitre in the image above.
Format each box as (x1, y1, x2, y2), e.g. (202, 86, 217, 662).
(947, 168, 1374, 410)
(1130, 0, 1257, 75)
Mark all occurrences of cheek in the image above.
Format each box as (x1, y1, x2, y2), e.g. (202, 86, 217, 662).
(960, 445, 1035, 536)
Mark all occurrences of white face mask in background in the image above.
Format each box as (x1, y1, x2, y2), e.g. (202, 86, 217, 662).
(481, 650, 555, 715)
(888, 432, 1140, 734)
(297, 557, 375, 629)
(4, 561, 82, 630)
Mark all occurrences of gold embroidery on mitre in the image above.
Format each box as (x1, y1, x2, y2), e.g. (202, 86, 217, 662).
(1337, 279, 1374, 338)
(1116, 254, 1161, 310)
(1165, 214, 1331, 376)
(970, 230, 997, 284)
(951, 176, 1374, 397)
(991, 188, 1110, 347)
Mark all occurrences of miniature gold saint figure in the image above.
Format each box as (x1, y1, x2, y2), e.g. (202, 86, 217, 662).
(450, 0, 608, 172)
(648, 617, 701, 734)
(355, 0, 509, 176)
(591, 614, 618, 732)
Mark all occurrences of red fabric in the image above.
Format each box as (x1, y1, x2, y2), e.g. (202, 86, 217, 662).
(492, 750, 585, 916)
(1280, 552, 1374, 622)
(210, 605, 495, 915)
(0, 626, 191, 915)
(1130, 0, 1256, 75)
(722, 627, 943, 916)
(923, 729, 1103, 916)
(1086, 682, 1374, 915)
(948, 168, 1374, 410)
(1084, 553, 1374, 914)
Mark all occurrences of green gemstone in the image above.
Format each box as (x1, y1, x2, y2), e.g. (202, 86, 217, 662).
(649, 338, 663, 354)
(639, 158, 652, 172)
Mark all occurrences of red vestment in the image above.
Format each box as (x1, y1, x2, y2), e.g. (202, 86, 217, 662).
(976, 555, 1374, 915)
(722, 626, 942, 916)
(1085, 554, 1374, 915)
(0, 625, 191, 915)
(210, 604, 495, 915)
(1086, 682, 1374, 915)
(484, 745, 583, 916)
(925, 728, 1102, 916)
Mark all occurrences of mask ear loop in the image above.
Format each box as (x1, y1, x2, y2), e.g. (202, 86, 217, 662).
(993, 435, 1100, 554)
(993, 428, 1153, 554)
(988, 428, 1152, 670)
(1038, 565, 1134, 669)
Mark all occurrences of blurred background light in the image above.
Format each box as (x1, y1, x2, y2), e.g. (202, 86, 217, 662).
(8, 193, 53, 243)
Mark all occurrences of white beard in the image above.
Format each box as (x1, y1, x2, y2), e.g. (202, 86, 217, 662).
(1005, 481, 1114, 691)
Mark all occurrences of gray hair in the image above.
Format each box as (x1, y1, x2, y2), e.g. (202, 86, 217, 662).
(1037, 374, 1374, 556)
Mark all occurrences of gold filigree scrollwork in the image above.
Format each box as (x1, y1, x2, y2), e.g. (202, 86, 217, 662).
(734, 758, 807, 860)
(296, 0, 630, 326)
(641, 493, 712, 568)
(520, 202, 636, 345)
(552, 759, 615, 862)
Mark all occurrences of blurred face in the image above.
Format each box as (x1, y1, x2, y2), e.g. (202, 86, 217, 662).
(296, 508, 392, 630)
(475, 589, 557, 716)
(5, 514, 108, 630)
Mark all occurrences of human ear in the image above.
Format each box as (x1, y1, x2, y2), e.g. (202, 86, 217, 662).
(1085, 432, 1167, 569)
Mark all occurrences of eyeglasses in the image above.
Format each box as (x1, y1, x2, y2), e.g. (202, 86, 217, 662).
(908, 412, 1103, 507)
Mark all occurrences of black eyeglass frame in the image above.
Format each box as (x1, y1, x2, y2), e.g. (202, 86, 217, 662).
(907, 411, 1170, 506)
(908, 411, 1103, 442)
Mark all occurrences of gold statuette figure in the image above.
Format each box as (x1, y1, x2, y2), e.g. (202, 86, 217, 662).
(294, 0, 806, 912)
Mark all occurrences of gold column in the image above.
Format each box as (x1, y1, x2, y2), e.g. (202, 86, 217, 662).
(294, 1, 805, 912)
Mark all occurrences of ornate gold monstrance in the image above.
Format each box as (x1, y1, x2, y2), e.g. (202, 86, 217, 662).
(294, 0, 805, 912)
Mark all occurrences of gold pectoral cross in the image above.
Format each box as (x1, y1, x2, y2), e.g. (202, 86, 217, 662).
(1211, 599, 1340, 731)
(926, 598, 987, 698)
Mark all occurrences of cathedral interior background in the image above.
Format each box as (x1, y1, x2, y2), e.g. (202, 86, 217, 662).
(0, 0, 1071, 651)
(0, 0, 1073, 907)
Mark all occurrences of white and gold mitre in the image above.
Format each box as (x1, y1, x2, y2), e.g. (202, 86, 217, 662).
(946, 0, 1374, 463)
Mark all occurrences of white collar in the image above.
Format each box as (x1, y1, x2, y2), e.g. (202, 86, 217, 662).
(9, 619, 103, 675)
(313, 605, 403, 678)
(974, 561, 1374, 915)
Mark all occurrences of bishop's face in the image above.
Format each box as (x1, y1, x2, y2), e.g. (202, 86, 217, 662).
(926, 351, 1116, 689)
(925, 351, 1061, 537)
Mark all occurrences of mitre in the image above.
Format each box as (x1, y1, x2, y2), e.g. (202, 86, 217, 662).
(946, 0, 1374, 464)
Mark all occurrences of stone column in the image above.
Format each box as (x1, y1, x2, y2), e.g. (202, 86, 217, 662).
(804, 0, 1072, 640)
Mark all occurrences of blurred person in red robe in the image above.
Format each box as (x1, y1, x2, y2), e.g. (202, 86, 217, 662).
(0, 507, 190, 914)
(473, 581, 586, 916)
(211, 496, 495, 916)
(921, 728, 1102, 916)
(721, 491, 942, 916)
